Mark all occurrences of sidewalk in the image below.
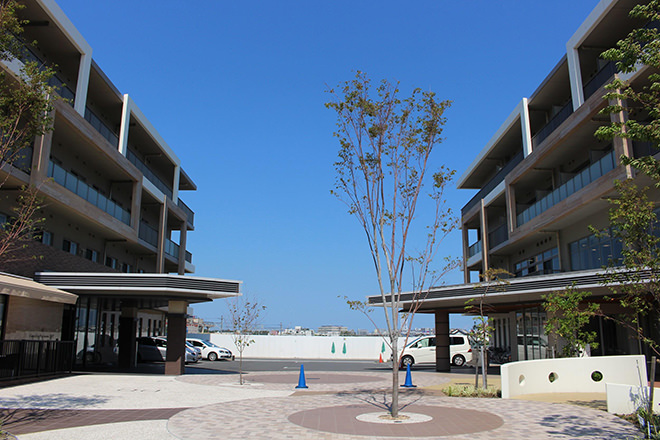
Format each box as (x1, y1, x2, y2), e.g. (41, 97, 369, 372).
(0, 369, 639, 439)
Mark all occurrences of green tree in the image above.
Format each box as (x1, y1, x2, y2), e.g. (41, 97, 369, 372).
(327, 71, 457, 418)
(0, 0, 55, 261)
(595, 1, 660, 183)
(228, 295, 266, 385)
(543, 284, 599, 358)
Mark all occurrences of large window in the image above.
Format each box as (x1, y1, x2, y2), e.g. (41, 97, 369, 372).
(514, 248, 559, 278)
(569, 228, 622, 271)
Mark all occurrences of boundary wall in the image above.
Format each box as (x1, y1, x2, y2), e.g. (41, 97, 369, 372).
(189, 334, 411, 361)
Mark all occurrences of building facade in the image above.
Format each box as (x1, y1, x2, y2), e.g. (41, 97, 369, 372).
(0, 0, 240, 376)
(369, 0, 659, 370)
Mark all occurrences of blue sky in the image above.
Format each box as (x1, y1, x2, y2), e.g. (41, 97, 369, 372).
(56, 1, 600, 331)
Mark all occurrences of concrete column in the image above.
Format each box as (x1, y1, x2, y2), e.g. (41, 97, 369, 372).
(118, 95, 132, 156)
(462, 226, 470, 283)
(118, 303, 138, 369)
(73, 52, 92, 116)
(30, 112, 55, 185)
(479, 200, 489, 271)
(157, 198, 167, 273)
(130, 179, 142, 231)
(520, 98, 533, 157)
(435, 310, 450, 372)
(165, 300, 188, 376)
(178, 223, 187, 275)
(567, 47, 584, 110)
(172, 165, 180, 203)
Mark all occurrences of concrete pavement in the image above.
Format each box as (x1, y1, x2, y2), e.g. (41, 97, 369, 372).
(0, 369, 641, 439)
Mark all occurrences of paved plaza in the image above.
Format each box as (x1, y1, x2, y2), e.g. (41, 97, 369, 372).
(0, 369, 642, 439)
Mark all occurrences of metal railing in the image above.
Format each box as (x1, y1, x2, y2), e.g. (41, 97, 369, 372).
(0, 340, 74, 380)
(461, 152, 523, 217)
(48, 160, 131, 225)
(531, 101, 574, 149)
(126, 149, 173, 199)
(516, 150, 616, 226)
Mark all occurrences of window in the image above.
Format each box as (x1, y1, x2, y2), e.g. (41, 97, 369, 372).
(85, 249, 99, 263)
(569, 228, 622, 271)
(121, 263, 132, 273)
(514, 248, 559, 278)
(34, 230, 53, 246)
(105, 256, 117, 269)
(62, 239, 78, 255)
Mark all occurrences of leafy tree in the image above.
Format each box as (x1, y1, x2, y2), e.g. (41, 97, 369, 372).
(0, 0, 55, 260)
(227, 296, 266, 385)
(600, 180, 660, 356)
(327, 71, 457, 418)
(543, 283, 599, 358)
(595, 1, 660, 183)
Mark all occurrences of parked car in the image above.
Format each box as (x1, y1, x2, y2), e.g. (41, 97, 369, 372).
(186, 338, 234, 361)
(137, 336, 200, 363)
(399, 333, 473, 368)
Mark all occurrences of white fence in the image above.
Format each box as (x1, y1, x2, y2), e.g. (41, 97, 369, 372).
(192, 334, 411, 361)
(501, 355, 647, 399)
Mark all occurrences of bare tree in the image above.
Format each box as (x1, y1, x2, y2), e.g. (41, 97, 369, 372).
(227, 295, 266, 385)
(327, 71, 457, 418)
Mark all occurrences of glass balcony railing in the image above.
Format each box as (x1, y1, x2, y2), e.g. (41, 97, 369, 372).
(461, 152, 523, 217)
(177, 198, 195, 228)
(164, 238, 179, 261)
(138, 221, 158, 247)
(516, 150, 616, 227)
(488, 223, 508, 249)
(48, 160, 131, 225)
(185, 251, 192, 264)
(126, 149, 173, 199)
(531, 101, 574, 149)
(21, 45, 75, 103)
(468, 240, 482, 258)
(84, 107, 119, 148)
(11, 146, 33, 173)
(583, 61, 617, 101)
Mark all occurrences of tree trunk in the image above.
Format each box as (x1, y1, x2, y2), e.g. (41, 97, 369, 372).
(480, 346, 487, 388)
(239, 352, 244, 385)
(391, 336, 399, 418)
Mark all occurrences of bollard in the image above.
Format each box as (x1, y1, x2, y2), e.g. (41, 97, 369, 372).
(295, 364, 308, 389)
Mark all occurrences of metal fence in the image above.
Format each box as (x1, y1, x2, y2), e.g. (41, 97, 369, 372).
(0, 340, 74, 381)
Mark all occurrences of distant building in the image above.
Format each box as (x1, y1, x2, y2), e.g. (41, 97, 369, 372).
(317, 325, 349, 336)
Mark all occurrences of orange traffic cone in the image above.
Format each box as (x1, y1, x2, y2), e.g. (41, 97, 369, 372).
(379, 353, 384, 363)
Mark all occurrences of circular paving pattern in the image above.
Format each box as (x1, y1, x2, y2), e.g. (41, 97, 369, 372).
(245, 373, 382, 385)
(356, 411, 433, 424)
(288, 404, 503, 436)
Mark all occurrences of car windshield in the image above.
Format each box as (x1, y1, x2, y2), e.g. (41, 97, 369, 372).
(206, 341, 219, 348)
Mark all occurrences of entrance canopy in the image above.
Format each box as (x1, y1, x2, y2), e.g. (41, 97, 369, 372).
(34, 272, 241, 304)
(0, 272, 77, 304)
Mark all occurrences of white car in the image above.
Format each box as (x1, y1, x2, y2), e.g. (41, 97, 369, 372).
(137, 337, 201, 363)
(187, 338, 234, 361)
(399, 333, 473, 368)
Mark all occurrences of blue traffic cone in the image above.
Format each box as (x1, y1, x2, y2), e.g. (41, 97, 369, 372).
(401, 363, 416, 388)
(295, 364, 308, 389)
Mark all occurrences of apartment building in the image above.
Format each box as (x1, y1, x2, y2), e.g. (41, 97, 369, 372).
(369, 0, 658, 371)
(0, 0, 240, 376)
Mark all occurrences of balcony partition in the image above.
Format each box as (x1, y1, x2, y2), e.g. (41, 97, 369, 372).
(48, 160, 131, 225)
(516, 150, 616, 226)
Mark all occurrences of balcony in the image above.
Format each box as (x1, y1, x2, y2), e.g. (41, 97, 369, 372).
(21, 45, 75, 103)
(138, 221, 158, 247)
(84, 107, 119, 148)
(516, 150, 616, 227)
(531, 101, 574, 149)
(48, 160, 131, 225)
(468, 240, 482, 258)
(126, 149, 173, 199)
(583, 61, 617, 101)
(165, 238, 179, 261)
(461, 152, 523, 217)
(177, 199, 195, 228)
(488, 223, 508, 249)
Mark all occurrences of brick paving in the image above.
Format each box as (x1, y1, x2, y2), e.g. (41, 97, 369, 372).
(0, 407, 186, 435)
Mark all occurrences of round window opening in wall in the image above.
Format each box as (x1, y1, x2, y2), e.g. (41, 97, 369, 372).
(591, 371, 603, 382)
(548, 372, 558, 383)
(519, 374, 525, 386)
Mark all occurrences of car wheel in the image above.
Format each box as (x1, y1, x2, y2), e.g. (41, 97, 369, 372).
(452, 354, 466, 367)
(84, 352, 94, 364)
(400, 355, 414, 368)
(208, 352, 218, 361)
